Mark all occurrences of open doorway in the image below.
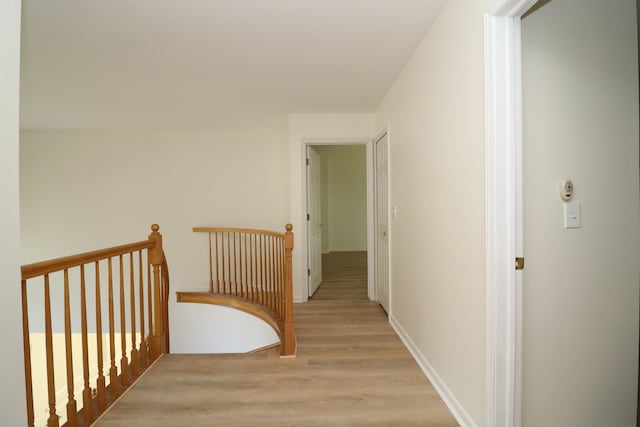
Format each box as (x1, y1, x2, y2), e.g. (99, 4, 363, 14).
(306, 144, 369, 300)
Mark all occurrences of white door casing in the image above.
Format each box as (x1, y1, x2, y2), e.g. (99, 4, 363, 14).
(375, 131, 390, 313)
(485, 0, 537, 426)
(306, 146, 323, 297)
(300, 138, 375, 302)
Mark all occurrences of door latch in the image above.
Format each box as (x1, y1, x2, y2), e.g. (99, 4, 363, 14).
(515, 257, 525, 270)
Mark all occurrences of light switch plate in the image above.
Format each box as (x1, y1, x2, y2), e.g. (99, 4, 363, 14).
(564, 201, 581, 229)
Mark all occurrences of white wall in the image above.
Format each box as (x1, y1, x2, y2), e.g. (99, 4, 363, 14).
(20, 127, 289, 353)
(288, 114, 375, 301)
(521, 0, 639, 425)
(375, 0, 489, 424)
(317, 146, 367, 252)
(171, 304, 278, 353)
(0, 0, 28, 424)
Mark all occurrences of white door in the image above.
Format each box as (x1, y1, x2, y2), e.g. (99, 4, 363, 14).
(521, 1, 639, 425)
(375, 133, 390, 312)
(306, 146, 322, 297)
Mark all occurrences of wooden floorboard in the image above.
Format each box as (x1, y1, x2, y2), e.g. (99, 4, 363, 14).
(95, 251, 459, 426)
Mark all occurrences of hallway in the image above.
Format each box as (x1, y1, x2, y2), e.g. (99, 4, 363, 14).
(95, 251, 458, 426)
(311, 251, 369, 300)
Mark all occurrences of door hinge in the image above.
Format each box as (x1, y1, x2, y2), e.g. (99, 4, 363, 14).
(307, 268, 311, 276)
(306, 158, 309, 166)
(307, 213, 310, 221)
(515, 257, 525, 270)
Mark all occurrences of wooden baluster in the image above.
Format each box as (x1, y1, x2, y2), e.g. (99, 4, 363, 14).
(238, 232, 243, 297)
(263, 235, 268, 306)
(274, 238, 279, 314)
(238, 233, 242, 297)
(94, 262, 106, 410)
(107, 258, 119, 398)
(215, 232, 220, 293)
(240, 233, 244, 297)
(265, 236, 273, 309)
(234, 233, 238, 297)
(263, 236, 268, 309)
(221, 233, 226, 294)
(44, 274, 60, 427)
(242, 233, 247, 298)
(233, 232, 238, 296)
(282, 224, 296, 356)
(264, 237, 269, 309)
(281, 239, 286, 317)
(63, 269, 78, 426)
(253, 233, 257, 300)
(208, 232, 214, 292)
(279, 239, 283, 316)
(146, 255, 152, 360)
(226, 232, 231, 295)
(216, 232, 225, 294)
(270, 236, 276, 311)
(255, 234, 258, 300)
(248, 234, 254, 301)
(230, 232, 233, 295)
(275, 237, 280, 312)
(79, 265, 93, 423)
(277, 239, 283, 317)
(238, 233, 243, 298)
(21, 279, 35, 427)
(266, 236, 273, 309)
(129, 253, 139, 377)
(138, 251, 147, 369)
(223, 232, 227, 295)
(266, 237, 271, 310)
(248, 233, 252, 299)
(229, 232, 233, 295)
(119, 255, 130, 386)
(274, 238, 278, 314)
(266, 235, 271, 309)
(271, 238, 276, 313)
(259, 235, 265, 305)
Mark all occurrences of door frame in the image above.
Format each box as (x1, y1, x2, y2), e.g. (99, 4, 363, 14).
(306, 145, 323, 297)
(300, 138, 375, 301)
(373, 128, 391, 313)
(484, 1, 537, 426)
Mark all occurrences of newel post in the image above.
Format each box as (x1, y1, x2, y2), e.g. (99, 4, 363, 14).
(281, 224, 296, 356)
(148, 224, 166, 359)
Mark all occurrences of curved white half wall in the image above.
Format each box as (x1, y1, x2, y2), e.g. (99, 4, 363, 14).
(169, 301, 279, 354)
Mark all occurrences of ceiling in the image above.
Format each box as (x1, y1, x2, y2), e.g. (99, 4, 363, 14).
(20, 0, 446, 129)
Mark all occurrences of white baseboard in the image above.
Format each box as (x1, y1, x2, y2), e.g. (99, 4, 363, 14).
(389, 314, 477, 427)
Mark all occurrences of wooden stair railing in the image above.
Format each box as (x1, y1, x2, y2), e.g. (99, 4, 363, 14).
(21, 224, 169, 427)
(177, 224, 295, 357)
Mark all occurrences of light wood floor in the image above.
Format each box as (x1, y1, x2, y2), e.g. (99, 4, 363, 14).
(95, 251, 459, 427)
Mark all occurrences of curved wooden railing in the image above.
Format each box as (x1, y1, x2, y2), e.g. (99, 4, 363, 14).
(177, 224, 295, 357)
(21, 224, 169, 427)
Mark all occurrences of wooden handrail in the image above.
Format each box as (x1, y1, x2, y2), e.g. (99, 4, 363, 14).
(186, 224, 296, 356)
(22, 240, 155, 280)
(21, 224, 169, 427)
